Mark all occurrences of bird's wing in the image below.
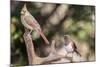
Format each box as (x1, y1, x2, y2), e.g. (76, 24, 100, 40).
(24, 15, 41, 29)
(72, 42, 77, 49)
(24, 15, 49, 44)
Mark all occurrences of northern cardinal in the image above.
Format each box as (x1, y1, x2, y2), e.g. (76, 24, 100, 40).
(20, 4, 49, 44)
(63, 35, 81, 56)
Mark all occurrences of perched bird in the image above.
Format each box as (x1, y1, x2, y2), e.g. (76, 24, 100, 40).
(20, 4, 49, 44)
(63, 35, 81, 56)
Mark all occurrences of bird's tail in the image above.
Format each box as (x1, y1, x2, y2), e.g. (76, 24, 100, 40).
(74, 49, 81, 56)
(38, 30, 49, 45)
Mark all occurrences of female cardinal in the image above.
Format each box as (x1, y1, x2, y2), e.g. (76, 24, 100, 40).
(20, 4, 49, 44)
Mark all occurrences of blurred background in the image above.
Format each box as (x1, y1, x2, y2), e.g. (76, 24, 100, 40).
(11, 1, 95, 66)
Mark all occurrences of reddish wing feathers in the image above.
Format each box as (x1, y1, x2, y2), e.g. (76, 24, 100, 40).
(24, 16, 34, 27)
(24, 15, 49, 44)
(72, 42, 77, 49)
(24, 15, 41, 29)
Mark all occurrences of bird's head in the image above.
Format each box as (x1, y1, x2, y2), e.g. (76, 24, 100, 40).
(64, 35, 72, 45)
(21, 4, 29, 16)
(64, 35, 70, 41)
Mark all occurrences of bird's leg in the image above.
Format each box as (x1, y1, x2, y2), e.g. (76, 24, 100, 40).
(24, 28, 32, 37)
(26, 30, 33, 39)
(27, 30, 32, 37)
(24, 28, 29, 35)
(29, 30, 32, 34)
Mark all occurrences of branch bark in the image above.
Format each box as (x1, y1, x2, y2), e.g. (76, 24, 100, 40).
(23, 29, 72, 65)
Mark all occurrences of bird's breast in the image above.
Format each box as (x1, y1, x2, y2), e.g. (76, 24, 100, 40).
(64, 42, 74, 53)
(21, 15, 33, 30)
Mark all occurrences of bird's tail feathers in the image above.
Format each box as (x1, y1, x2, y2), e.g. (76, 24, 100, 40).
(36, 29, 49, 45)
(40, 31, 49, 44)
(74, 49, 81, 56)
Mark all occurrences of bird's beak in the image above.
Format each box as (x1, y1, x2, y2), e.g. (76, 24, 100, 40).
(20, 10, 24, 15)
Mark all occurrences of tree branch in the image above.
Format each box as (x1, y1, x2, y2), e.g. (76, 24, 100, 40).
(23, 29, 73, 65)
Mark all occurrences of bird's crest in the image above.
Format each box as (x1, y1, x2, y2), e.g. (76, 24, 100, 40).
(23, 3, 27, 10)
(21, 4, 28, 15)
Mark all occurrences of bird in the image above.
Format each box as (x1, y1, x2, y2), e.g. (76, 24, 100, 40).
(20, 4, 49, 44)
(63, 35, 81, 56)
